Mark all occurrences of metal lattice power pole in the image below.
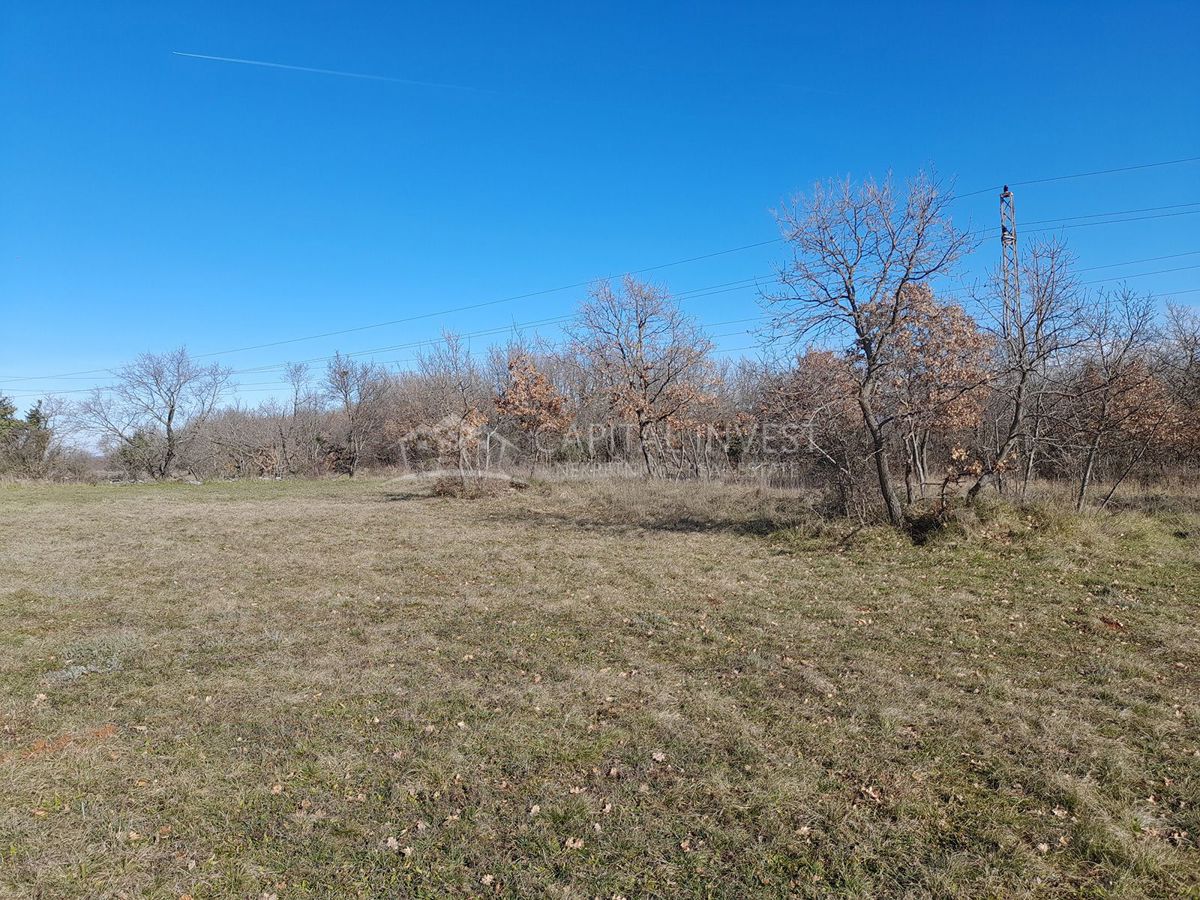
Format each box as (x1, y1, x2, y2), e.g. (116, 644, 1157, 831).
(999, 183, 1032, 498)
(1000, 184, 1019, 318)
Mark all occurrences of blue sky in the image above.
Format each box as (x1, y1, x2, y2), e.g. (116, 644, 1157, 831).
(2, 1, 1199, 404)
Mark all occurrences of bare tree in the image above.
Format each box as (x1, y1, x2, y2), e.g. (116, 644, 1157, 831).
(324, 353, 390, 477)
(193, 403, 279, 479)
(416, 331, 493, 480)
(967, 238, 1085, 500)
(277, 363, 325, 476)
(1060, 288, 1162, 510)
(761, 350, 866, 515)
(568, 276, 713, 476)
(75, 347, 230, 480)
(1161, 304, 1200, 464)
(764, 172, 972, 526)
(187, 364, 330, 481)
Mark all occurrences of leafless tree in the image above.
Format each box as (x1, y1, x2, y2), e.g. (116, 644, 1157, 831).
(324, 353, 390, 476)
(75, 347, 230, 479)
(187, 363, 330, 480)
(1060, 288, 1161, 510)
(276, 363, 326, 476)
(1157, 304, 1200, 478)
(414, 331, 494, 479)
(568, 276, 713, 476)
(417, 332, 490, 417)
(193, 404, 278, 478)
(764, 172, 972, 526)
(1162, 304, 1200, 411)
(967, 238, 1086, 500)
(760, 350, 868, 515)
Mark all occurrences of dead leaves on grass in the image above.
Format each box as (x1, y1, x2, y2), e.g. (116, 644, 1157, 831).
(7, 723, 118, 764)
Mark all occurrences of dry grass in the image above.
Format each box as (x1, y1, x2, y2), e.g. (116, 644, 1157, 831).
(0, 477, 1197, 898)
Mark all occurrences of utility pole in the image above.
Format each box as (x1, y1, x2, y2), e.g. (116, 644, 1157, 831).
(999, 184, 1029, 498)
(1000, 185, 1019, 317)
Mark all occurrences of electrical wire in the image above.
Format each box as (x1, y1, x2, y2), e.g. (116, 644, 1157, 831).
(4, 153, 1199, 392)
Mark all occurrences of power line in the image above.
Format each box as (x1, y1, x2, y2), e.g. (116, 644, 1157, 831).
(6, 229, 1198, 397)
(1025, 208, 1200, 234)
(7, 201, 1191, 386)
(1022, 201, 1200, 226)
(12, 274, 1198, 401)
(0, 241, 781, 383)
(229, 277, 772, 376)
(63, 242, 1188, 384)
(0, 304, 771, 398)
(236, 204, 1194, 374)
(957, 154, 1200, 198)
(215, 199, 1198, 362)
(17, 242, 1199, 388)
(5, 155, 1199, 386)
(1076, 249, 1200, 272)
(12, 153, 1199, 383)
(1079, 264, 1200, 286)
(194, 239, 781, 360)
(1, 275, 778, 385)
(965, 203, 1200, 239)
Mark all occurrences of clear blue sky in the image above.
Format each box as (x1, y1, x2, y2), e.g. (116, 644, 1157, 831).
(2, 1, 1199, 404)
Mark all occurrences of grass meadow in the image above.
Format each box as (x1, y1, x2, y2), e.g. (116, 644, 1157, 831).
(1, 477, 1198, 897)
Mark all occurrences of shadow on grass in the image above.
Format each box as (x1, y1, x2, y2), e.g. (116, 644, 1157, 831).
(375, 475, 868, 542)
(490, 504, 814, 538)
(379, 490, 437, 502)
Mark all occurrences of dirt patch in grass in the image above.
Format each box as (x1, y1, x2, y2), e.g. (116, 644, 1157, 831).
(0, 478, 1197, 897)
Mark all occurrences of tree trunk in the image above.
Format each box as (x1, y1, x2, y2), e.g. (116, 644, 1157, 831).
(967, 373, 1029, 501)
(160, 403, 178, 480)
(1076, 436, 1101, 511)
(277, 425, 288, 477)
(161, 433, 176, 480)
(637, 420, 654, 477)
(1020, 441, 1037, 501)
(1019, 400, 1042, 502)
(904, 451, 915, 506)
(917, 431, 929, 499)
(859, 393, 905, 527)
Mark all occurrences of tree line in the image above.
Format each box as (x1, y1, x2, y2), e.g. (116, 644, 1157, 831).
(5, 172, 1198, 526)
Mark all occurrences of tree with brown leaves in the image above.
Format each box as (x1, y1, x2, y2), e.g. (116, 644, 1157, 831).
(888, 286, 990, 501)
(495, 352, 572, 474)
(765, 172, 972, 525)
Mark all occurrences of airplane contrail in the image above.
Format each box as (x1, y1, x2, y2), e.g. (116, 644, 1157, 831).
(172, 51, 486, 92)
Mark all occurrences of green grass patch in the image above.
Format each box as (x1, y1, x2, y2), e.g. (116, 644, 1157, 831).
(0, 478, 1197, 897)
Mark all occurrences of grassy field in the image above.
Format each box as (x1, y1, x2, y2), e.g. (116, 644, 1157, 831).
(1, 477, 1198, 898)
